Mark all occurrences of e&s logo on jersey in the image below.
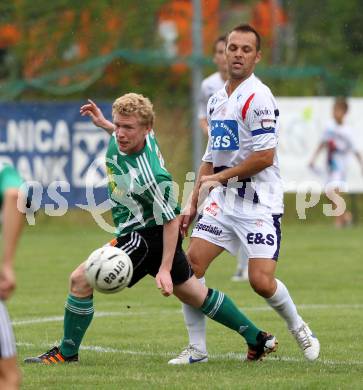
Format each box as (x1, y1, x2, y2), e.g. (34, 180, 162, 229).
(210, 120, 239, 151)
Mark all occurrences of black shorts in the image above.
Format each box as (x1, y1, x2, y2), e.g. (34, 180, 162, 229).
(109, 225, 193, 288)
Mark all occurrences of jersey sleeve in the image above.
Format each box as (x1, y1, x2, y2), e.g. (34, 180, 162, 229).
(245, 92, 278, 151)
(153, 173, 180, 223)
(198, 80, 209, 119)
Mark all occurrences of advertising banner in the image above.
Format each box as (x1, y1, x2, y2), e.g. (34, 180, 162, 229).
(277, 97, 363, 193)
(0, 102, 110, 208)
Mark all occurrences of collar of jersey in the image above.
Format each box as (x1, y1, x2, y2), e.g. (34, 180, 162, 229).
(224, 73, 255, 97)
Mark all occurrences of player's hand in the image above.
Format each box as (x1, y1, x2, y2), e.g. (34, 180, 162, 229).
(199, 174, 222, 190)
(155, 269, 173, 297)
(80, 99, 111, 130)
(179, 204, 197, 237)
(0, 265, 16, 301)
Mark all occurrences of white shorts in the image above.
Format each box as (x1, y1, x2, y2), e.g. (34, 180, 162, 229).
(326, 171, 348, 192)
(191, 192, 282, 260)
(0, 301, 16, 359)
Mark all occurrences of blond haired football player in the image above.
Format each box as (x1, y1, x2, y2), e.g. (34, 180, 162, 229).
(24, 93, 278, 365)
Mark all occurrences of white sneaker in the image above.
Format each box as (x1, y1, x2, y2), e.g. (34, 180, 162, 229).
(168, 345, 208, 365)
(231, 269, 249, 282)
(291, 322, 320, 361)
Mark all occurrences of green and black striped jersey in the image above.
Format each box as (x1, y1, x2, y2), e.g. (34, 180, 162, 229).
(106, 131, 180, 236)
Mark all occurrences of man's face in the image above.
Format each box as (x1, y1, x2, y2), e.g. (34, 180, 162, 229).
(226, 31, 261, 80)
(113, 113, 150, 155)
(213, 40, 227, 74)
(333, 104, 346, 124)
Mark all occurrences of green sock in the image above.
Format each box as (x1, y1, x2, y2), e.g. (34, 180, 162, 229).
(201, 288, 261, 345)
(60, 294, 94, 357)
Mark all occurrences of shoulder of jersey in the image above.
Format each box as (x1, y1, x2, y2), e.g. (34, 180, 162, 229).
(243, 75, 273, 98)
(207, 88, 225, 109)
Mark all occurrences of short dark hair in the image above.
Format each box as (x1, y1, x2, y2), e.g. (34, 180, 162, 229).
(213, 34, 226, 53)
(227, 24, 261, 51)
(334, 97, 348, 113)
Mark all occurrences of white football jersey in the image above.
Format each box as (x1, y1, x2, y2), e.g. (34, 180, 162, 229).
(203, 73, 283, 214)
(322, 119, 355, 181)
(198, 72, 225, 119)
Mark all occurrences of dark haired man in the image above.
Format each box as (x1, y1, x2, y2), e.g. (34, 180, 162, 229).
(169, 24, 320, 364)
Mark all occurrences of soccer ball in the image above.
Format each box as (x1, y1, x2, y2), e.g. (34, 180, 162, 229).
(85, 246, 133, 294)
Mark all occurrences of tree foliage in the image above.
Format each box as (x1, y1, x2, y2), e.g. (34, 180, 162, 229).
(1, 1, 167, 81)
(1, 1, 363, 98)
(290, 0, 363, 95)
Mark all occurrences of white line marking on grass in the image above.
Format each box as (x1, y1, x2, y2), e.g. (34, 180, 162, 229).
(12, 311, 169, 326)
(17, 341, 363, 366)
(12, 303, 363, 326)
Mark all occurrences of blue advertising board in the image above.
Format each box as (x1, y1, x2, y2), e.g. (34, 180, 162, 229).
(0, 102, 111, 208)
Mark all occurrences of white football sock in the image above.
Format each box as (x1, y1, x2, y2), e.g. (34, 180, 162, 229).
(265, 279, 303, 331)
(182, 277, 207, 353)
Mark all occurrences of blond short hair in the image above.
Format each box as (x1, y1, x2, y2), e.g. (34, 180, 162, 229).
(112, 93, 155, 127)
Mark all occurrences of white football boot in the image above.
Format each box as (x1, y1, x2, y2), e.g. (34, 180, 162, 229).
(168, 345, 208, 365)
(291, 322, 320, 361)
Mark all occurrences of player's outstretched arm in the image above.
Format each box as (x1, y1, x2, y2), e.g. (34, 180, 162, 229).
(80, 99, 115, 134)
(309, 142, 326, 168)
(0, 189, 24, 300)
(199, 118, 209, 136)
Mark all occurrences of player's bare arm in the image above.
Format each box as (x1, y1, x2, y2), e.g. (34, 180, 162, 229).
(199, 148, 274, 186)
(80, 99, 115, 134)
(309, 141, 326, 168)
(180, 161, 214, 237)
(156, 218, 179, 297)
(0, 189, 24, 300)
(199, 118, 209, 136)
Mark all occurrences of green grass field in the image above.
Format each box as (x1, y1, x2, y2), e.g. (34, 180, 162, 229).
(7, 217, 363, 389)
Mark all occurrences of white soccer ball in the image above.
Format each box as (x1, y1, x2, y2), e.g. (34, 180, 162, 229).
(85, 246, 133, 294)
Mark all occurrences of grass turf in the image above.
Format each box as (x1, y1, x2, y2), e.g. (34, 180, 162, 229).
(6, 218, 363, 389)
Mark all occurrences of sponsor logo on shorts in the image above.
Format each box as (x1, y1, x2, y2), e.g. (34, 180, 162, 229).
(247, 232, 275, 246)
(205, 201, 219, 216)
(195, 222, 222, 236)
